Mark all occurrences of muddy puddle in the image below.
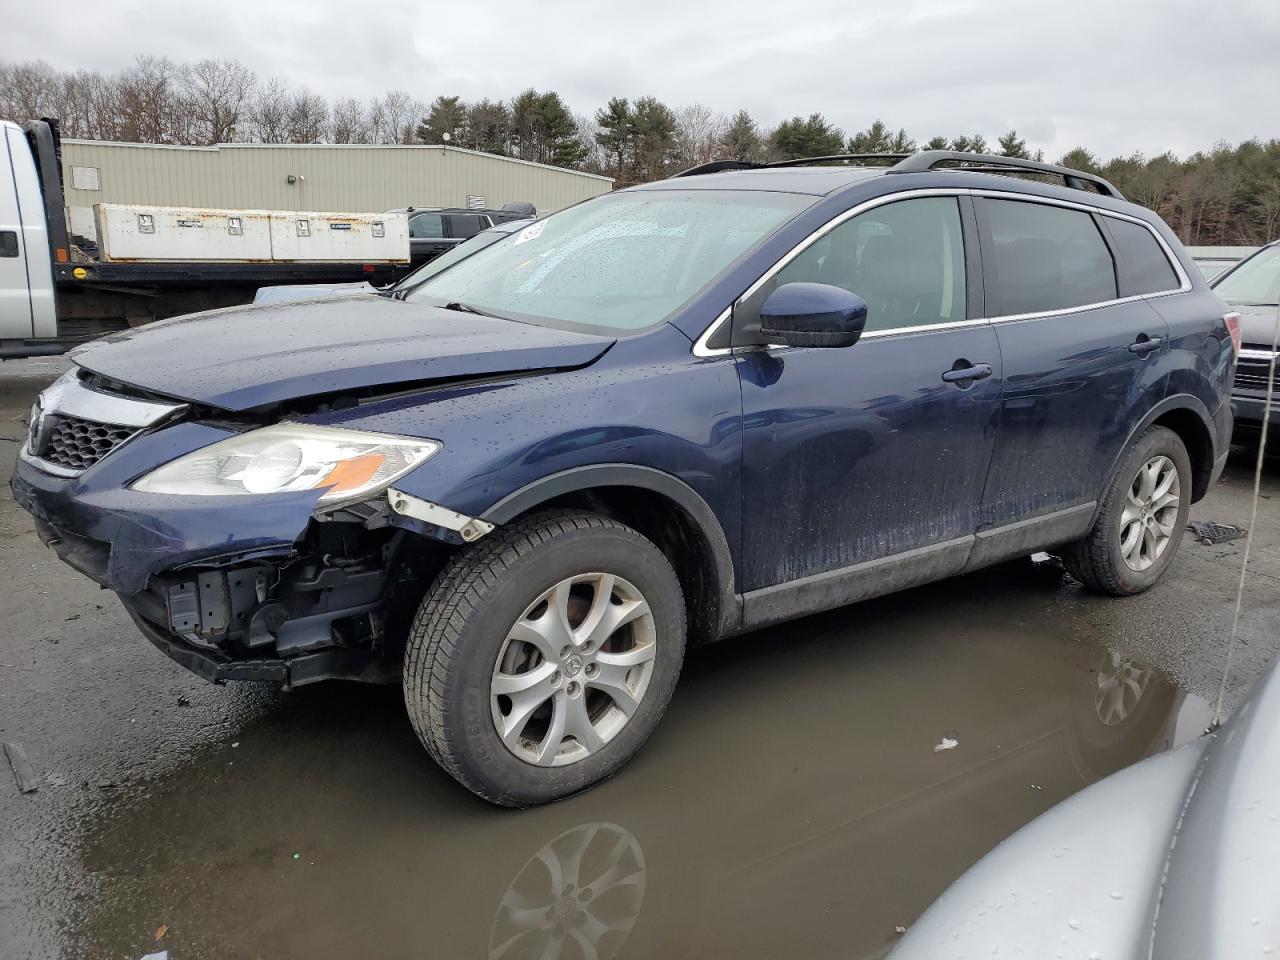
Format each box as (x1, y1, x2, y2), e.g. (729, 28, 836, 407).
(67, 560, 1212, 960)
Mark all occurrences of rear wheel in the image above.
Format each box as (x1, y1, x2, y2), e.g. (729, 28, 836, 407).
(1062, 426, 1191, 596)
(404, 512, 686, 806)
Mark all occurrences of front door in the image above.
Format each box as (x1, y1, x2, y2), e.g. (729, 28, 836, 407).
(736, 195, 1002, 622)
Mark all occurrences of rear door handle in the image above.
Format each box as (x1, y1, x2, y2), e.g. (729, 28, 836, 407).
(941, 362, 993, 383)
(1129, 336, 1163, 355)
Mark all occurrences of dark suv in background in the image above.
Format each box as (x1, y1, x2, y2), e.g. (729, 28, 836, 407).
(1211, 239, 1279, 445)
(13, 151, 1236, 805)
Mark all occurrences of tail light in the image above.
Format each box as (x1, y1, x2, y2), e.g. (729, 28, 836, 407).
(1224, 312, 1242, 355)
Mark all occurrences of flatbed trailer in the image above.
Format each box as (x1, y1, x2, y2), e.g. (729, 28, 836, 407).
(1, 118, 412, 358)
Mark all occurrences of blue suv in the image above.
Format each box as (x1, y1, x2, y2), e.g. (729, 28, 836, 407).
(12, 151, 1236, 805)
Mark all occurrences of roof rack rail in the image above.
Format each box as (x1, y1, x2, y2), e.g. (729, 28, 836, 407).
(888, 151, 1124, 199)
(673, 159, 758, 177)
(765, 153, 911, 169)
(674, 153, 912, 178)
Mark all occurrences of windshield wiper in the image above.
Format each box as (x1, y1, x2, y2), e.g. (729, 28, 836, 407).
(443, 300, 503, 318)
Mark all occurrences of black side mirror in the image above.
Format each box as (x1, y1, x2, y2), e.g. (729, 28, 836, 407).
(759, 282, 868, 348)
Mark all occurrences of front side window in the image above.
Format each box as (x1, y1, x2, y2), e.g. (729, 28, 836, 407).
(980, 198, 1117, 316)
(409, 213, 444, 239)
(1214, 245, 1280, 306)
(406, 190, 813, 333)
(770, 196, 967, 333)
(1105, 216, 1180, 296)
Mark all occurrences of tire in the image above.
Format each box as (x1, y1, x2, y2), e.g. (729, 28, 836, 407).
(1062, 426, 1192, 596)
(404, 511, 686, 806)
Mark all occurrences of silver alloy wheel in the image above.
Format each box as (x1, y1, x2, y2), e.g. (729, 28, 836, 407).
(1119, 454, 1180, 572)
(490, 573, 657, 766)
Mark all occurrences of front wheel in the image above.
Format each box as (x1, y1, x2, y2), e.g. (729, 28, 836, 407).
(404, 512, 686, 806)
(1062, 426, 1191, 596)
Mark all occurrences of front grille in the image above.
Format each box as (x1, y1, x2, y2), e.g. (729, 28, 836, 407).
(1236, 355, 1278, 393)
(36, 414, 137, 471)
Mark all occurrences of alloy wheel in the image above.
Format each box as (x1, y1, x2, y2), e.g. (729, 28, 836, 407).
(1119, 454, 1180, 572)
(490, 573, 657, 766)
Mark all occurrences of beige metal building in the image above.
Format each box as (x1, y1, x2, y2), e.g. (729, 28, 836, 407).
(60, 139, 613, 239)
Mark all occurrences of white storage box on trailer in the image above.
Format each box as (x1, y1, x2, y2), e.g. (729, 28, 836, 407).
(94, 205, 274, 261)
(92, 205, 409, 263)
(268, 211, 409, 262)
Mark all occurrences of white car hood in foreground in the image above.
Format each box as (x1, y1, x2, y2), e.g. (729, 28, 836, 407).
(892, 660, 1280, 959)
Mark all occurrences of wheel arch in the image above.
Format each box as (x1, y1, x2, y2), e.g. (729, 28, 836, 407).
(482, 465, 742, 643)
(1096, 395, 1218, 524)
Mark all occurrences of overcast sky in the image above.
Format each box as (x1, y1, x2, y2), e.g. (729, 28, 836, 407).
(8, 0, 1279, 159)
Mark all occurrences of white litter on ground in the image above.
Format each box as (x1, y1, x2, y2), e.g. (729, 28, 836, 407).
(933, 737, 959, 753)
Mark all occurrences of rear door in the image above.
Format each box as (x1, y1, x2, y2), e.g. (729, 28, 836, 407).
(973, 196, 1169, 548)
(737, 194, 1002, 610)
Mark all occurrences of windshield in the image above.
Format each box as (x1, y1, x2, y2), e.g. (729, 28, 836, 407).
(1214, 245, 1280, 304)
(405, 190, 813, 333)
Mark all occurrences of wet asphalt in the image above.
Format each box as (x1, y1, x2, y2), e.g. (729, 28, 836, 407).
(0, 358, 1276, 960)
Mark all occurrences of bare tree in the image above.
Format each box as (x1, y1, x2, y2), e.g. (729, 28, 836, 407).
(369, 90, 422, 144)
(286, 91, 329, 144)
(673, 103, 725, 168)
(248, 77, 291, 143)
(182, 58, 257, 144)
(329, 97, 370, 144)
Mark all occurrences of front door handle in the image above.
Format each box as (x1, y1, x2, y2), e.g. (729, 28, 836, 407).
(1129, 335, 1163, 355)
(941, 362, 993, 384)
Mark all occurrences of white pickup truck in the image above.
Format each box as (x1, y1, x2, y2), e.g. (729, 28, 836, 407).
(0, 118, 413, 359)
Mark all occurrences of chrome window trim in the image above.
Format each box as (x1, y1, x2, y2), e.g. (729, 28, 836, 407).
(968, 189, 1192, 323)
(690, 186, 1193, 355)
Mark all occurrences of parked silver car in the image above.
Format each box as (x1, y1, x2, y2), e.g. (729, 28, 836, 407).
(890, 658, 1280, 959)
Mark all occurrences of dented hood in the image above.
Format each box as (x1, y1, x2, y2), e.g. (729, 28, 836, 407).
(71, 296, 614, 411)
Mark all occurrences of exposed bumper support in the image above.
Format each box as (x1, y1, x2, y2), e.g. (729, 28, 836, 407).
(386, 488, 494, 542)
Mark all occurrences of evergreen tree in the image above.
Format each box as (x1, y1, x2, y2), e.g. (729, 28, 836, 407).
(997, 129, 1031, 159)
(416, 95, 466, 144)
(770, 113, 844, 160)
(721, 109, 763, 162)
(594, 96, 634, 178)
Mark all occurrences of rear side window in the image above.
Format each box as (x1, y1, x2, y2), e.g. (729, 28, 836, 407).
(447, 214, 488, 238)
(1105, 217, 1180, 296)
(409, 214, 444, 239)
(773, 196, 967, 333)
(980, 199, 1117, 316)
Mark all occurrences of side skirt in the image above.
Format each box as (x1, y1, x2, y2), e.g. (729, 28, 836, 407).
(736, 502, 1096, 634)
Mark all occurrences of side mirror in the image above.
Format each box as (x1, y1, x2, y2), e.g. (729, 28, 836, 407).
(759, 282, 868, 348)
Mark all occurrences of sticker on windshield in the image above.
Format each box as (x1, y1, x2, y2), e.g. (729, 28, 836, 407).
(513, 221, 546, 245)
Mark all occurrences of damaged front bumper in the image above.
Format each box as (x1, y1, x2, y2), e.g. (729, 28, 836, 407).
(10, 426, 479, 687)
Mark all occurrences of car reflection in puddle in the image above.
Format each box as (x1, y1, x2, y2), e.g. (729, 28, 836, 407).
(69, 564, 1213, 960)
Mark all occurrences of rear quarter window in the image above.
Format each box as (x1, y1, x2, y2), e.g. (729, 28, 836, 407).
(1104, 217, 1181, 296)
(979, 198, 1118, 316)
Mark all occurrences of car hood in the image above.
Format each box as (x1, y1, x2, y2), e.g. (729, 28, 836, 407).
(1227, 302, 1280, 349)
(891, 660, 1280, 959)
(70, 296, 615, 411)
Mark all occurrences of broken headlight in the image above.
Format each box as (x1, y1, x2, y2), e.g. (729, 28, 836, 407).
(132, 423, 440, 505)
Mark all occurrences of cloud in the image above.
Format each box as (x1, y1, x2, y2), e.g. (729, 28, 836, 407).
(6, 0, 1277, 159)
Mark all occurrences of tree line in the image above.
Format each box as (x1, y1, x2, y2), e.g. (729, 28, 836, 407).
(3, 56, 1278, 244)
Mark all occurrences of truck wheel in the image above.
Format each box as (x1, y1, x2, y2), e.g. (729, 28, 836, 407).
(1062, 426, 1191, 596)
(404, 512, 686, 806)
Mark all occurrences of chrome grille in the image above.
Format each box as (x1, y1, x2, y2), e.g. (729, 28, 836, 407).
(20, 370, 187, 477)
(1236, 350, 1278, 393)
(37, 414, 137, 471)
